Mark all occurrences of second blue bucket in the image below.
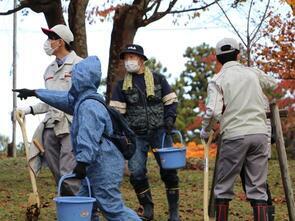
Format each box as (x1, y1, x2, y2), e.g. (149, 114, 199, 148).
(54, 174, 96, 221)
(157, 130, 186, 169)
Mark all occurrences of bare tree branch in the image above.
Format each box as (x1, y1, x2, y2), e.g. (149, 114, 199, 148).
(250, 0, 270, 43)
(169, 0, 219, 14)
(0, 2, 29, 15)
(216, 0, 247, 47)
(249, 10, 271, 37)
(141, 0, 177, 26)
(252, 32, 264, 46)
(145, 0, 158, 13)
(246, 0, 254, 45)
(153, 0, 161, 15)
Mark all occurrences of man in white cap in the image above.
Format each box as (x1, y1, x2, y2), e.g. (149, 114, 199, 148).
(200, 38, 277, 221)
(17, 24, 82, 195)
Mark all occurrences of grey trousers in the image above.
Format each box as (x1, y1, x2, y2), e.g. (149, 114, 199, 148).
(214, 134, 268, 201)
(43, 128, 80, 196)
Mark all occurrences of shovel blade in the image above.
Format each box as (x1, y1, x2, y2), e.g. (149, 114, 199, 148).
(26, 193, 40, 221)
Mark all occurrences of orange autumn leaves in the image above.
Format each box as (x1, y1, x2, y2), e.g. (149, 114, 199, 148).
(173, 142, 217, 159)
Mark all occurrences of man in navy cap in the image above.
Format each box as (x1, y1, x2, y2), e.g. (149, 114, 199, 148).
(110, 44, 180, 221)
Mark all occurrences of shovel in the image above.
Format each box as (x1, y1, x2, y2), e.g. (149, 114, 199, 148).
(16, 111, 41, 221)
(201, 131, 214, 221)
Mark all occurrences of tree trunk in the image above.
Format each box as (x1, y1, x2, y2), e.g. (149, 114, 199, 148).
(68, 0, 89, 58)
(29, 0, 89, 58)
(7, 143, 14, 157)
(270, 103, 295, 220)
(30, 0, 65, 28)
(246, 46, 251, 67)
(105, 5, 141, 103)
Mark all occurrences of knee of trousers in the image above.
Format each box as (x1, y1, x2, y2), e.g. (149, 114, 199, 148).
(128, 159, 147, 176)
(130, 175, 150, 193)
(160, 169, 179, 189)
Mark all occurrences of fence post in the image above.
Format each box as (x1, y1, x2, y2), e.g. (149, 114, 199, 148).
(270, 103, 295, 221)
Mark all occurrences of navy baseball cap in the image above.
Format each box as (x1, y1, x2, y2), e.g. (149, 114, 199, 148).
(119, 44, 148, 61)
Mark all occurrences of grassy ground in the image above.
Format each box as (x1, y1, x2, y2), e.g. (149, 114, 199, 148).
(0, 156, 294, 221)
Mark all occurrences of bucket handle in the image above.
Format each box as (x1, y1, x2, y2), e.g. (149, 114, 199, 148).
(161, 129, 184, 149)
(57, 174, 92, 197)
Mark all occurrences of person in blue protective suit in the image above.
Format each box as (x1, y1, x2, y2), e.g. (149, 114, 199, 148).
(13, 56, 141, 221)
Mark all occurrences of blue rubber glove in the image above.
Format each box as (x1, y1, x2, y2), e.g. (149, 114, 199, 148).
(73, 162, 89, 179)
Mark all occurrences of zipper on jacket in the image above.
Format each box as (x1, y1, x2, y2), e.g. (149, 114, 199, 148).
(134, 84, 150, 132)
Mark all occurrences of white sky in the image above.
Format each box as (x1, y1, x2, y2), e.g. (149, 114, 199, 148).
(0, 1, 290, 144)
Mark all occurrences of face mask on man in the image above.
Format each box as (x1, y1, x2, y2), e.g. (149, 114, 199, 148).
(43, 39, 57, 56)
(124, 59, 140, 73)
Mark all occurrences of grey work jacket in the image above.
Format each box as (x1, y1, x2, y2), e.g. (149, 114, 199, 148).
(202, 61, 277, 139)
(32, 51, 83, 136)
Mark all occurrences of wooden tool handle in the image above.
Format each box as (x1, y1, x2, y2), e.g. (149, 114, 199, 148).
(16, 112, 39, 194)
(201, 131, 214, 221)
(33, 139, 45, 153)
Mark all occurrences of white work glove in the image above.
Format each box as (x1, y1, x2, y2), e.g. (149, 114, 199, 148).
(16, 106, 32, 115)
(200, 128, 209, 139)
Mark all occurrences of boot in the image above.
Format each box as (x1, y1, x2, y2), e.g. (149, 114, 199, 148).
(251, 200, 268, 221)
(215, 199, 230, 221)
(166, 188, 180, 221)
(268, 205, 275, 221)
(136, 189, 154, 220)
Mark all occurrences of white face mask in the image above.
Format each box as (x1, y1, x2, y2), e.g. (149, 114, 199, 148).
(43, 39, 56, 56)
(124, 59, 140, 73)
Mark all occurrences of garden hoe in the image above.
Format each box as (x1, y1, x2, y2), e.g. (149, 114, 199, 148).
(16, 111, 40, 221)
(201, 131, 214, 221)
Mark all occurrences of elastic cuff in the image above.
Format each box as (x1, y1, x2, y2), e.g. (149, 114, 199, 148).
(250, 199, 268, 206)
(215, 198, 231, 204)
(29, 106, 35, 115)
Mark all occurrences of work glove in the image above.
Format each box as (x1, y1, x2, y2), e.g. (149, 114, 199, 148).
(73, 162, 89, 179)
(12, 88, 36, 100)
(200, 128, 209, 140)
(165, 116, 175, 134)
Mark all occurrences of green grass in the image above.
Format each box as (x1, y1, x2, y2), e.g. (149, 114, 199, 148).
(0, 156, 294, 221)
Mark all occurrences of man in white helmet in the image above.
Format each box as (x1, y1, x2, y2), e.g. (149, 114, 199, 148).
(200, 38, 277, 221)
(17, 24, 82, 195)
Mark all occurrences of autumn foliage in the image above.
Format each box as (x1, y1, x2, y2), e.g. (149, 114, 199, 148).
(255, 14, 295, 80)
(255, 13, 294, 111)
(174, 142, 217, 159)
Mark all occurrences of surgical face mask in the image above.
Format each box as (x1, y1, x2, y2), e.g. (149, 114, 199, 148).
(43, 39, 56, 56)
(124, 59, 140, 73)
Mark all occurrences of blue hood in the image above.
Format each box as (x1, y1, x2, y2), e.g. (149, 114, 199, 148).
(69, 56, 102, 101)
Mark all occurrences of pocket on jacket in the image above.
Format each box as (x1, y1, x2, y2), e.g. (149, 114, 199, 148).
(125, 91, 139, 104)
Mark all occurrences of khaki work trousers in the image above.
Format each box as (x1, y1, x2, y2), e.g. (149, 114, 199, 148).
(214, 134, 268, 201)
(43, 128, 80, 196)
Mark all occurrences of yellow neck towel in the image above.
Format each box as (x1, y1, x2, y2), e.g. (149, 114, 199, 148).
(123, 66, 155, 97)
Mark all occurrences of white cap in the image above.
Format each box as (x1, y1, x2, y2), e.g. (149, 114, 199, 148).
(216, 38, 239, 55)
(41, 24, 74, 45)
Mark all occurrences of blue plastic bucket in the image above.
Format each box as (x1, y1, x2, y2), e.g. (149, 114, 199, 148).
(54, 174, 96, 221)
(157, 130, 186, 169)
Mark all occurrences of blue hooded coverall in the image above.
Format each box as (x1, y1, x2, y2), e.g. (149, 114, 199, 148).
(35, 56, 140, 221)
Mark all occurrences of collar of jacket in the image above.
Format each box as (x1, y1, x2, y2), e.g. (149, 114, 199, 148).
(49, 51, 78, 68)
(221, 61, 241, 71)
